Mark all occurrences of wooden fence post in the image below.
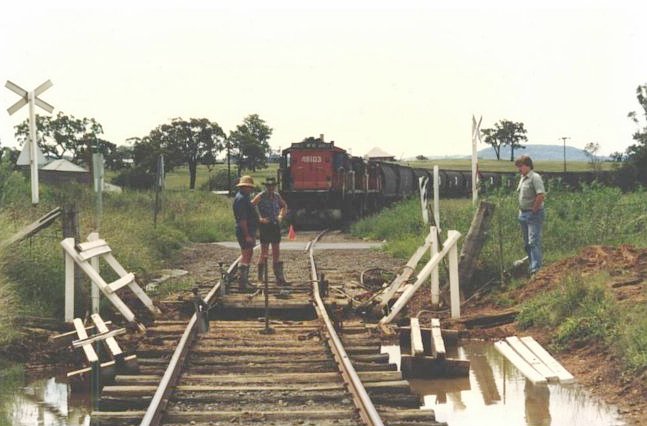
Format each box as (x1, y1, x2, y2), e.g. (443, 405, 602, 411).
(62, 204, 81, 322)
(458, 201, 495, 288)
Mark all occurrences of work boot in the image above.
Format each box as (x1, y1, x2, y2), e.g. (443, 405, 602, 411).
(257, 262, 266, 283)
(273, 261, 288, 286)
(238, 265, 254, 293)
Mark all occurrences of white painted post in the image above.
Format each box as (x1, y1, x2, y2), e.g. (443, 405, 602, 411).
(448, 230, 460, 318)
(419, 176, 429, 225)
(5, 80, 53, 205)
(430, 226, 440, 307)
(88, 232, 101, 315)
(64, 239, 75, 322)
(28, 91, 39, 204)
(433, 166, 440, 229)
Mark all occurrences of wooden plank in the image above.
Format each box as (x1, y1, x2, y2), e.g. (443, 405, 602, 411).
(72, 328, 125, 348)
(76, 238, 108, 252)
(410, 317, 424, 357)
(430, 319, 446, 359)
(506, 336, 558, 381)
(77, 244, 112, 262)
(0, 207, 61, 249)
(73, 318, 98, 364)
(51, 321, 112, 342)
(67, 355, 136, 377)
(106, 273, 135, 293)
(520, 336, 575, 383)
(91, 314, 123, 358)
(494, 340, 546, 384)
(103, 252, 160, 315)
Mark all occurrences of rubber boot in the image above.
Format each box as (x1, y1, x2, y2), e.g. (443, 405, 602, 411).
(238, 265, 254, 293)
(274, 261, 288, 286)
(256, 262, 266, 283)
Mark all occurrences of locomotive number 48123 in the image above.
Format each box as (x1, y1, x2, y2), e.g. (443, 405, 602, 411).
(301, 156, 323, 163)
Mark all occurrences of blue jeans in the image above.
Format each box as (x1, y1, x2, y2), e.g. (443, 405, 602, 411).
(519, 209, 544, 273)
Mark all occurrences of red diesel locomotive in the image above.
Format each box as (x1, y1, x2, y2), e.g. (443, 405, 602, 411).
(278, 136, 415, 225)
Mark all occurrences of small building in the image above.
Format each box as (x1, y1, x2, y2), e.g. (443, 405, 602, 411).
(40, 159, 91, 185)
(365, 147, 396, 161)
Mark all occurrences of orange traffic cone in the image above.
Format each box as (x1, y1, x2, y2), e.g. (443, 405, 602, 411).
(288, 225, 296, 240)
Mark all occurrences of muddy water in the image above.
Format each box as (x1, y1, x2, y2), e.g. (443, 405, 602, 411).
(383, 342, 625, 426)
(0, 365, 90, 426)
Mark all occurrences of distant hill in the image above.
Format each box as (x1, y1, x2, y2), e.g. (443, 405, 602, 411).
(476, 144, 599, 161)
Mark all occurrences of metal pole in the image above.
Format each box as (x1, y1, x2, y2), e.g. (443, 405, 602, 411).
(28, 91, 39, 205)
(260, 256, 274, 334)
(226, 141, 232, 196)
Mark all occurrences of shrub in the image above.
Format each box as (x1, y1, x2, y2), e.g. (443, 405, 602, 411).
(201, 169, 233, 191)
(112, 166, 156, 189)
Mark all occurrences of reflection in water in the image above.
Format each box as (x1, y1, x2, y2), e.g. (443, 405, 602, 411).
(383, 342, 625, 426)
(0, 365, 90, 426)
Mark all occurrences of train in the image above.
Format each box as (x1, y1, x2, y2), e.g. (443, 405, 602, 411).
(277, 136, 616, 226)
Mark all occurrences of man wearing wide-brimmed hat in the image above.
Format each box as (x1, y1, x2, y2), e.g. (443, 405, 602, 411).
(232, 175, 258, 292)
(252, 176, 289, 285)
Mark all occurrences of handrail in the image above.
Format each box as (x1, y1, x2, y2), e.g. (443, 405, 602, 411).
(139, 256, 242, 426)
(308, 231, 384, 426)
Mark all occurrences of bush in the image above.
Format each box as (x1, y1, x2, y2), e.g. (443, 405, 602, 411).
(201, 169, 233, 191)
(112, 166, 156, 189)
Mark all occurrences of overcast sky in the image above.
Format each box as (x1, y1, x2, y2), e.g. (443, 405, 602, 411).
(1, 0, 645, 159)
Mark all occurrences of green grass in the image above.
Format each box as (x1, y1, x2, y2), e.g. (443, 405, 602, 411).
(516, 272, 647, 373)
(352, 184, 647, 288)
(164, 163, 279, 191)
(0, 164, 237, 325)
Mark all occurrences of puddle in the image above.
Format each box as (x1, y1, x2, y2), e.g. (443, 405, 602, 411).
(0, 364, 90, 426)
(382, 342, 625, 426)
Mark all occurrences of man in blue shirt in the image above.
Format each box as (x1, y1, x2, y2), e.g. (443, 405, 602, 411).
(233, 175, 258, 292)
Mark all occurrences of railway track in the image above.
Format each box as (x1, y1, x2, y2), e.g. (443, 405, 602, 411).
(91, 232, 445, 425)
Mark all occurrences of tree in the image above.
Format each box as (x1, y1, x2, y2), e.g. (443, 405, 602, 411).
(623, 83, 647, 183)
(415, 154, 428, 161)
(229, 114, 273, 173)
(480, 120, 528, 161)
(14, 112, 104, 165)
(135, 118, 225, 189)
(583, 142, 603, 172)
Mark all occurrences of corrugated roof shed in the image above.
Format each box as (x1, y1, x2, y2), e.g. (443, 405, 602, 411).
(41, 159, 88, 172)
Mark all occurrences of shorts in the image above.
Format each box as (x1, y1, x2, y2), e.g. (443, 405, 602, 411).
(259, 222, 281, 244)
(236, 228, 256, 249)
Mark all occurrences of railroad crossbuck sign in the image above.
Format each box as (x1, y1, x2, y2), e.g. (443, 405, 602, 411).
(5, 80, 54, 205)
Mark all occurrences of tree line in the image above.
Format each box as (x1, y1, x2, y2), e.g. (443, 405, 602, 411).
(479, 82, 647, 183)
(1, 113, 273, 190)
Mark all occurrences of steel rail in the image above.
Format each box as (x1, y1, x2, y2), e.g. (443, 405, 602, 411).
(139, 256, 242, 426)
(308, 231, 384, 426)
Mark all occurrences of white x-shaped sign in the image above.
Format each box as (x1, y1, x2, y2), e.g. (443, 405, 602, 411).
(6, 80, 54, 115)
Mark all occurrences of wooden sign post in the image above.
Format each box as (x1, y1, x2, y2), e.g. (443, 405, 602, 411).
(5, 80, 54, 205)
